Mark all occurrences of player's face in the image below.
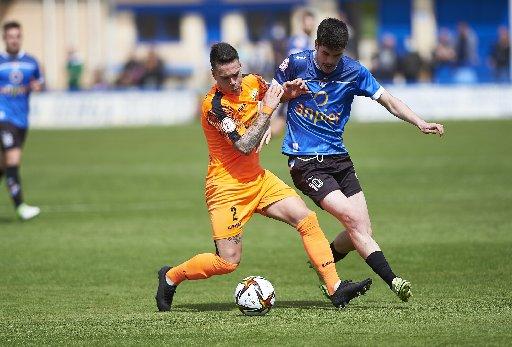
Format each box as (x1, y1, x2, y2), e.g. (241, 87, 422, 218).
(315, 43, 344, 74)
(3, 28, 22, 55)
(212, 60, 243, 96)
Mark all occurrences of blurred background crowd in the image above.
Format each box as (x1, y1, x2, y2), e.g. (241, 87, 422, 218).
(1, 0, 510, 92)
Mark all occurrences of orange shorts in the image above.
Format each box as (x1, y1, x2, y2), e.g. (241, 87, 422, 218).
(206, 170, 299, 240)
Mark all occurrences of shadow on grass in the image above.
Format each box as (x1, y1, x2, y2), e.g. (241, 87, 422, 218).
(169, 299, 411, 313)
(174, 300, 338, 312)
(0, 215, 15, 223)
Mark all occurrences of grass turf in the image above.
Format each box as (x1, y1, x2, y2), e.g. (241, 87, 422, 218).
(0, 120, 511, 345)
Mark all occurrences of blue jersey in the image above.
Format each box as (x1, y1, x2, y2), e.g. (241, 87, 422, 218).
(0, 52, 43, 129)
(274, 50, 383, 156)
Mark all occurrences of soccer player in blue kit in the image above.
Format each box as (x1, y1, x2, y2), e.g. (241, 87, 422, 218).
(0, 21, 43, 220)
(273, 18, 444, 302)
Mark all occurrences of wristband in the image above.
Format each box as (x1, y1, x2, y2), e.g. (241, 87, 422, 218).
(261, 105, 274, 116)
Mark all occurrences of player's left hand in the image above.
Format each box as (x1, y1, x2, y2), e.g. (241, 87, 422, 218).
(256, 127, 272, 153)
(418, 121, 444, 137)
(282, 78, 308, 100)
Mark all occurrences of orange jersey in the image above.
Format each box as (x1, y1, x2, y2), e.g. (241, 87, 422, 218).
(201, 74, 269, 207)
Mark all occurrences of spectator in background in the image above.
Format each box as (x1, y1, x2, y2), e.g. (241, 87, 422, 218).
(270, 23, 288, 72)
(271, 9, 316, 137)
(432, 28, 456, 83)
(400, 37, 423, 83)
(116, 51, 144, 88)
(288, 9, 316, 55)
(338, 10, 357, 59)
(90, 68, 109, 91)
(455, 22, 478, 67)
(489, 26, 510, 83)
(371, 33, 398, 84)
(66, 48, 83, 91)
(454, 22, 478, 83)
(140, 47, 165, 90)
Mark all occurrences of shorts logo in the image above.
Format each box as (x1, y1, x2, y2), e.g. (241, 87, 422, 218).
(1, 131, 14, 147)
(221, 117, 236, 133)
(307, 176, 323, 192)
(279, 58, 289, 72)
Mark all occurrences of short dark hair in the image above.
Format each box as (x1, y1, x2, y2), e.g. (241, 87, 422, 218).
(316, 18, 348, 51)
(3, 21, 21, 32)
(210, 42, 239, 69)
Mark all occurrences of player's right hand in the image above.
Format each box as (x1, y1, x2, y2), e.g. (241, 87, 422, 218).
(263, 84, 284, 111)
(282, 78, 308, 100)
(418, 121, 445, 137)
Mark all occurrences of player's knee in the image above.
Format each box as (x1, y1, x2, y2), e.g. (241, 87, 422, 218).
(341, 211, 368, 236)
(218, 249, 241, 266)
(287, 200, 311, 227)
(216, 255, 239, 274)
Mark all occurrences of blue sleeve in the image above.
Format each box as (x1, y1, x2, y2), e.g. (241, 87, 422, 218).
(355, 65, 382, 99)
(274, 56, 293, 84)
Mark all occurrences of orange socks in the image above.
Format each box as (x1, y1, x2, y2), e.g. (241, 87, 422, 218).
(297, 212, 340, 295)
(166, 253, 238, 286)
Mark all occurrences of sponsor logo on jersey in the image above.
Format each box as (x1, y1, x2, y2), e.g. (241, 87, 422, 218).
(294, 103, 341, 125)
(250, 89, 258, 101)
(9, 69, 23, 84)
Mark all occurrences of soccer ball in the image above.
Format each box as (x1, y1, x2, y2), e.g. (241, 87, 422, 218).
(234, 276, 275, 316)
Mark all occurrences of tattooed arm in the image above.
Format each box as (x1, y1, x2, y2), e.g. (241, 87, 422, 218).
(234, 84, 283, 155)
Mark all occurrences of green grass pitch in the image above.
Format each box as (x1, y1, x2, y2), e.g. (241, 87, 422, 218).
(0, 120, 511, 345)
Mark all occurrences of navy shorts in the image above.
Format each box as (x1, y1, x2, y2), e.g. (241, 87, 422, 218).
(0, 122, 27, 151)
(288, 154, 362, 208)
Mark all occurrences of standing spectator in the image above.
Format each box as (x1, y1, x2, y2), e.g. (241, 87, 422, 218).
(270, 23, 288, 72)
(288, 9, 316, 55)
(371, 33, 398, 84)
(271, 9, 316, 137)
(66, 48, 83, 91)
(455, 22, 478, 67)
(454, 22, 478, 83)
(140, 47, 165, 90)
(489, 26, 510, 83)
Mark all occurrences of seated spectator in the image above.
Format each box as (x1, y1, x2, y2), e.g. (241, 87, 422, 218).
(140, 47, 165, 90)
(489, 26, 510, 83)
(400, 37, 423, 83)
(90, 68, 109, 91)
(116, 52, 145, 88)
(432, 28, 456, 83)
